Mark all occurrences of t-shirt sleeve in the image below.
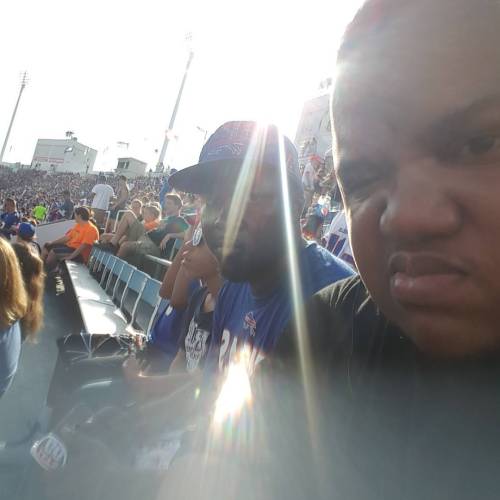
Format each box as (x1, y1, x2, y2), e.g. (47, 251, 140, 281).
(92, 185, 98, 194)
(81, 225, 99, 245)
(272, 276, 362, 370)
(171, 217, 189, 233)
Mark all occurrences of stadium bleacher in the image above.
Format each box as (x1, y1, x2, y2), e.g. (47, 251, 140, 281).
(64, 246, 168, 344)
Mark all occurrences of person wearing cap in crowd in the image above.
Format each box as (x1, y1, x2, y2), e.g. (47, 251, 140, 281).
(106, 175, 130, 232)
(16, 222, 42, 256)
(255, 1, 500, 499)
(143, 122, 354, 499)
(169, 121, 354, 379)
(90, 175, 114, 228)
(0, 198, 20, 240)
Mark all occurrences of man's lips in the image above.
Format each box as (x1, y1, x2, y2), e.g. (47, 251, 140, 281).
(388, 252, 468, 307)
(389, 252, 467, 277)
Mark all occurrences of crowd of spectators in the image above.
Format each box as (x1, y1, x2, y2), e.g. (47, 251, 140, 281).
(0, 169, 164, 223)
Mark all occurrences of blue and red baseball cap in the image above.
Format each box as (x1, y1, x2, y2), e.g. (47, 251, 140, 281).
(169, 121, 302, 195)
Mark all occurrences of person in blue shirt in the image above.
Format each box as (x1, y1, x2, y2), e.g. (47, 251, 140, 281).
(0, 237, 26, 398)
(170, 121, 354, 377)
(0, 197, 21, 240)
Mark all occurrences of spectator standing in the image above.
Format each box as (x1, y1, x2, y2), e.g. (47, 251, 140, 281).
(32, 202, 47, 223)
(90, 175, 114, 228)
(0, 198, 21, 240)
(106, 175, 130, 232)
(59, 191, 74, 220)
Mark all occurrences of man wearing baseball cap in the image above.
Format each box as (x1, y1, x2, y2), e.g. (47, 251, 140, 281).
(170, 121, 354, 376)
(16, 222, 41, 256)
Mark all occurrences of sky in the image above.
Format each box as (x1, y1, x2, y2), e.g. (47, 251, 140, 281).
(0, 0, 363, 172)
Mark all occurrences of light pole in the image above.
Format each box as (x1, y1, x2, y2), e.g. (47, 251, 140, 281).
(0, 72, 29, 163)
(156, 37, 195, 173)
(196, 125, 208, 143)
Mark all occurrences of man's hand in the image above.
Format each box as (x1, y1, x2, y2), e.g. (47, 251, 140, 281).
(160, 234, 172, 250)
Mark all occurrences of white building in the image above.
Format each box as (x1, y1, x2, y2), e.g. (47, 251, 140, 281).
(294, 92, 331, 167)
(31, 138, 97, 174)
(115, 157, 147, 178)
(0, 161, 31, 171)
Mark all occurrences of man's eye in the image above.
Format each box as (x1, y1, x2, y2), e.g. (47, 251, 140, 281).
(449, 133, 500, 164)
(340, 174, 381, 200)
(466, 135, 498, 156)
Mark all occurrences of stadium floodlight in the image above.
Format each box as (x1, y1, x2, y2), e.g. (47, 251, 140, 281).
(0, 72, 29, 163)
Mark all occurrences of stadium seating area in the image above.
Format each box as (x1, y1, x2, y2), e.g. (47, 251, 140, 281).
(64, 247, 170, 346)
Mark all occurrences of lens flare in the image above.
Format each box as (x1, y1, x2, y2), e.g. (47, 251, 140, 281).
(213, 347, 253, 424)
(276, 127, 320, 451)
(221, 124, 267, 261)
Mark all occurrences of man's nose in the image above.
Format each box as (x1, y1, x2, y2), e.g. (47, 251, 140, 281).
(380, 162, 461, 245)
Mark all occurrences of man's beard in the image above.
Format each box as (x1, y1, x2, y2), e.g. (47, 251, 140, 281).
(219, 250, 281, 284)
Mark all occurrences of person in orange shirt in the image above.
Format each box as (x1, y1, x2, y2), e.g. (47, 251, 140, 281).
(42, 206, 99, 271)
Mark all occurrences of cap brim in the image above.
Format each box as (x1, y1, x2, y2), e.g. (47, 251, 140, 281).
(169, 158, 243, 194)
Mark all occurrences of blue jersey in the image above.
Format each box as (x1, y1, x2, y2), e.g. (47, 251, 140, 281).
(0, 321, 21, 398)
(0, 211, 20, 238)
(148, 280, 201, 359)
(207, 242, 354, 374)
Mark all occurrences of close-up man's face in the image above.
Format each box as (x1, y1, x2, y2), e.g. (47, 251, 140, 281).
(201, 168, 286, 283)
(333, 0, 500, 358)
